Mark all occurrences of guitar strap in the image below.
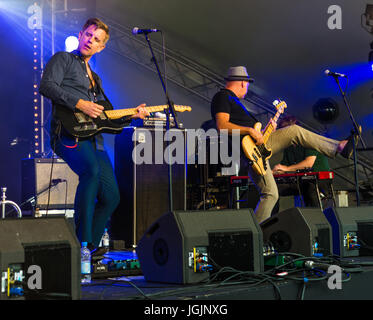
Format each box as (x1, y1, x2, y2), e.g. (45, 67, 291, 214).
(72, 50, 114, 109)
(90, 70, 114, 110)
(233, 96, 259, 124)
(84, 59, 133, 127)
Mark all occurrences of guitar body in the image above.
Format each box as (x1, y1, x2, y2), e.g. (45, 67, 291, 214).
(54, 101, 192, 138)
(242, 131, 272, 176)
(241, 100, 287, 176)
(55, 100, 126, 138)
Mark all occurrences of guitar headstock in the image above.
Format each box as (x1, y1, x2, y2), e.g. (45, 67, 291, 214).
(273, 100, 287, 114)
(174, 105, 192, 112)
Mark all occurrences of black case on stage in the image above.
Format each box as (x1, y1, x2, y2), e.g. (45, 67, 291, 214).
(111, 127, 187, 247)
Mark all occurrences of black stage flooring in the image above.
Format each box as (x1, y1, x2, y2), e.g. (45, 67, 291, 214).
(81, 250, 373, 301)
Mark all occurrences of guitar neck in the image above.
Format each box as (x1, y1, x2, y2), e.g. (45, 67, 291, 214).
(262, 108, 283, 144)
(105, 105, 169, 119)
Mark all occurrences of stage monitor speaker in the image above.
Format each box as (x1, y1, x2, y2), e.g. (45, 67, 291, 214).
(0, 217, 81, 300)
(261, 207, 333, 257)
(21, 158, 78, 210)
(323, 206, 373, 257)
(111, 127, 186, 247)
(136, 209, 264, 284)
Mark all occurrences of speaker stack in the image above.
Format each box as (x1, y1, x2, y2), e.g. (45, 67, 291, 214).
(111, 127, 187, 247)
(136, 209, 263, 284)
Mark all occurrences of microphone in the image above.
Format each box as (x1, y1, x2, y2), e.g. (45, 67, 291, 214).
(132, 27, 160, 35)
(324, 69, 347, 78)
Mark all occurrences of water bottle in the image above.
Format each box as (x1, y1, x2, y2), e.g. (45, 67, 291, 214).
(81, 242, 91, 284)
(102, 228, 110, 250)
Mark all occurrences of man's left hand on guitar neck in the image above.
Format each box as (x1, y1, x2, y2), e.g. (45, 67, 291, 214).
(130, 103, 150, 119)
(269, 118, 277, 131)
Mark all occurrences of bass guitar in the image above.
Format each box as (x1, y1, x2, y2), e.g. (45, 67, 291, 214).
(241, 100, 287, 176)
(55, 100, 191, 138)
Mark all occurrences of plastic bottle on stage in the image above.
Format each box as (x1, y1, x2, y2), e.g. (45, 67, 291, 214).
(102, 228, 110, 250)
(81, 242, 91, 284)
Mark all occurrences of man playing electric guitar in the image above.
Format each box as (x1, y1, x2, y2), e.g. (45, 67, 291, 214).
(39, 18, 150, 255)
(211, 66, 359, 224)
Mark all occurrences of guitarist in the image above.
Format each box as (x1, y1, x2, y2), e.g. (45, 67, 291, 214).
(211, 66, 359, 224)
(39, 18, 149, 255)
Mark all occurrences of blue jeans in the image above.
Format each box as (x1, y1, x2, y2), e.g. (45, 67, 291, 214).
(53, 135, 120, 247)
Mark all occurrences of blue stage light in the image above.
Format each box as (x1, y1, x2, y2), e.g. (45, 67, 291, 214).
(65, 36, 79, 52)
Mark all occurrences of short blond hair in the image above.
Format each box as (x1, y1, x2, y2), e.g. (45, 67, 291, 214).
(82, 18, 110, 43)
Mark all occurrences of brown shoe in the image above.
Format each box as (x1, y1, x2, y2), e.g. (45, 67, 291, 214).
(341, 126, 361, 159)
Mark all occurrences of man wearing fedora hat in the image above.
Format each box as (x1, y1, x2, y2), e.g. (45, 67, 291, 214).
(211, 66, 358, 223)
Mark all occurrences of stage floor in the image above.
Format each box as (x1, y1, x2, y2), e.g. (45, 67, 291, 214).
(81, 250, 373, 301)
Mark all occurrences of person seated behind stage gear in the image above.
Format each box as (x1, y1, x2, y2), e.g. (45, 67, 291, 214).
(211, 66, 357, 224)
(272, 115, 332, 209)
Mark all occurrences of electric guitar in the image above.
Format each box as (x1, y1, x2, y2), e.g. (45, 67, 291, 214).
(241, 100, 287, 176)
(54, 100, 192, 138)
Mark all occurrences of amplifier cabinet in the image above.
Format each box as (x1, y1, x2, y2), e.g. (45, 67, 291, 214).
(21, 158, 78, 210)
(111, 127, 187, 247)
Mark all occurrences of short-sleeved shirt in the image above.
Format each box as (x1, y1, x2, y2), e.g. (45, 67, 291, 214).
(281, 145, 330, 172)
(211, 89, 258, 129)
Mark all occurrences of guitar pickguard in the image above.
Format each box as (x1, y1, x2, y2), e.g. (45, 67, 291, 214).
(74, 111, 107, 123)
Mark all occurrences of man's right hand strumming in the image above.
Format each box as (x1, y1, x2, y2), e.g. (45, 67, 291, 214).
(76, 99, 104, 118)
(248, 127, 264, 145)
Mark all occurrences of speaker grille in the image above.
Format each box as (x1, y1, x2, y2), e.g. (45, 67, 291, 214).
(112, 127, 186, 246)
(357, 222, 373, 256)
(208, 231, 254, 272)
(24, 243, 72, 300)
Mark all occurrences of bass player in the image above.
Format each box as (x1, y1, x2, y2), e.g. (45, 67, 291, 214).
(211, 66, 359, 224)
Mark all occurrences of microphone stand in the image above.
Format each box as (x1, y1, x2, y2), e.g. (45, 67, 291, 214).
(4, 180, 64, 216)
(332, 75, 366, 206)
(142, 31, 180, 213)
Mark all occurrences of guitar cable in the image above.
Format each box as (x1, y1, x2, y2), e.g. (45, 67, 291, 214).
(295, 176, 306, 207)
(46, 120, 74, 217)
(45, 130, 58, 217)
(56, 120, 78, 149)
